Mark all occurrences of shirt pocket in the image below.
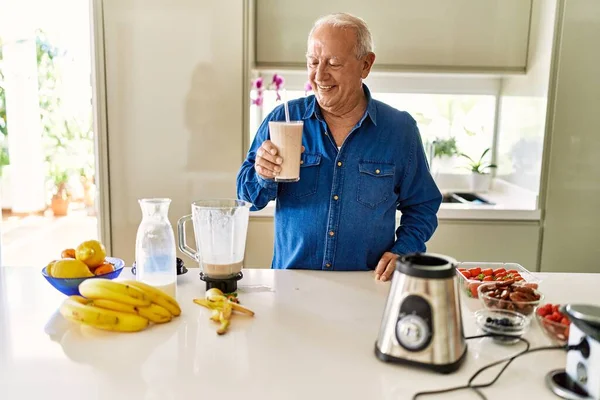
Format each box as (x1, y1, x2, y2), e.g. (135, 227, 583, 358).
(282, 153, 321, 198)
(356, 161, 395, 209)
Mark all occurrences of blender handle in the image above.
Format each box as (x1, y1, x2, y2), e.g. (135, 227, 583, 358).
(177, 215, 198, 261)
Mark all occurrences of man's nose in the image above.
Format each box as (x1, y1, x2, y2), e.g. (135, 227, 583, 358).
(315, 63, 329, 81)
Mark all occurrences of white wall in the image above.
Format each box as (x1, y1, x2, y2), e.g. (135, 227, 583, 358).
(539, 0, 600, 273)
(496, 0, 558, 194)
(100, 0, 245, 265)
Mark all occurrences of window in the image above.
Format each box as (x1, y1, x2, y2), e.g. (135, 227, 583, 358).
(247, 72, 499, 175)
(372, 92, 496, 175)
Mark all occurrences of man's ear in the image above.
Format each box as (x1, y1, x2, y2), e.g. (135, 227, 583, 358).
(361, 52, 376, 79)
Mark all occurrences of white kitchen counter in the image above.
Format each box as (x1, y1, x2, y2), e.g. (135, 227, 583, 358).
(1, 266, 594, 400)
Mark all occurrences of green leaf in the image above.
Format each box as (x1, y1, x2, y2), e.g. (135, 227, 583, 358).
(478, 148, 491, 163)
(459, 153, 475, 163)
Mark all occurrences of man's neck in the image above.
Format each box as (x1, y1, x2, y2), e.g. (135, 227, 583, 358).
(321, 91, 368, 129)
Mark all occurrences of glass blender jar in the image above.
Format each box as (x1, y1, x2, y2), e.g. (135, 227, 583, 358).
(177, 199, 251, 292)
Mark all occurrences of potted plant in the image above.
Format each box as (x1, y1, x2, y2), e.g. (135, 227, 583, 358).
(50, 169, 71, 216)
(460, 148, 497, 192)
(429, 137, 459, 175)
(77, 166, 95, 209)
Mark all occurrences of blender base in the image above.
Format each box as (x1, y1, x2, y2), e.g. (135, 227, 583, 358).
(199, 271, 243, 293)
(546, 369, 593, 400)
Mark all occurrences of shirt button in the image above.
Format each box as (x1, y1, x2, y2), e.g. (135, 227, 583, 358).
(329, 231, 335, 237)
(375, 169, 381, 174)
(300, 160, 304, 165)
(337, 161, 343, 167)
(325, 263, 331, 268)
(333, 195, 339, 200)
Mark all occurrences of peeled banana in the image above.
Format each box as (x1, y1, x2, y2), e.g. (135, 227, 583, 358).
(79, 279, 152, 307)
(60, 295, 150, 332)
(204, 288, 255, 316)
(120, 280, 181, 316)
(194, 290, 255, 335)
(216, 302, 233, 335)
(91, 298, 172, 324)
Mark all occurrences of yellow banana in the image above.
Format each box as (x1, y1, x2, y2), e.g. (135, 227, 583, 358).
(91, 298, 172, 324)
(217, 319, 230, 335)
(79, 279, 152, 307)
(120, 280, 181, 317)
(60, 295, 150, 332)
(210, 309, 220, 322)
(194, 298, 255, 316)
(217, 302, 233, 335)
(206, 288, 225, 302)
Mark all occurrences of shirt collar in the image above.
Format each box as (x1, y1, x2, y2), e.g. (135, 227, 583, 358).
(302, 84, 378, 127)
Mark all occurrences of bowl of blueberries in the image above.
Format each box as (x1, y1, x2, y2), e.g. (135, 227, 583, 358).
(474, 308, 531, 345)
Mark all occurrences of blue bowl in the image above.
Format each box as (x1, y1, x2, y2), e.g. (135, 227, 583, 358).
(41, 257, 125, 296)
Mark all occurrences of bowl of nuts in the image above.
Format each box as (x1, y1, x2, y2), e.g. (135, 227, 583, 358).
(477, 280, 543, 318)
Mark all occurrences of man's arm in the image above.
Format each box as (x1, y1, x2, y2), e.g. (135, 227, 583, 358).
(390, 121, 442, 255)
(236, 109, 280, 211)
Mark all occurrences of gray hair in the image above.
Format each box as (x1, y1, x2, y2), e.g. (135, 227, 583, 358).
(308, 13, 374, 59)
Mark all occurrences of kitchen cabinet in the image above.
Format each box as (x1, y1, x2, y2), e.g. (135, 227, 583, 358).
(98, 0, 245, 263)
(538, 0, 600, 274)
(255, 0, 532, 71)
(245, 218, 541, 271)
(245, 217, 275, 268)
(427, 220, 540, 271)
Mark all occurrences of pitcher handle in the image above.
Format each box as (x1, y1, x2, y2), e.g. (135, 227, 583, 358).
(177, 214, 197, 261)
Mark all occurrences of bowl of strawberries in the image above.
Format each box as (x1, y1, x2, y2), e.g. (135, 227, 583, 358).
(536, 303, 571, 345)
(456, 262, 540, 299)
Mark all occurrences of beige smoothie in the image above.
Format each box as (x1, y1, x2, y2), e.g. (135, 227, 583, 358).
(268, 121, 303, 182)
(202, 261, 244, 278)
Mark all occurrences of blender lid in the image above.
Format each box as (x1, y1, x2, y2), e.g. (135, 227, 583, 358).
(564, 304, 600, 342)
(396, 253, 458, 279)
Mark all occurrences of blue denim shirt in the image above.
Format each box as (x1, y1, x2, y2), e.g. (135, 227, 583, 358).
(237, 85, 442, 271)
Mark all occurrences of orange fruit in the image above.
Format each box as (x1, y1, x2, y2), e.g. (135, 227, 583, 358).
(61, 248, 76, 259)
(93, 263, 115, 276)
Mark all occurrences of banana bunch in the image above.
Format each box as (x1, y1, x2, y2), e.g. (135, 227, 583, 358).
(193, 288, 255, 335)
(59, 279, 182, 333)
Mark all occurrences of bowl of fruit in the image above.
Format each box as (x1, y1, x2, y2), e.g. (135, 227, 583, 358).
(41, 240, 125, 296)
(474, 308, 531, 345)
(457, 262, 540, 299)
(477, 280, 543, 318)
(536, 303, 570, 345)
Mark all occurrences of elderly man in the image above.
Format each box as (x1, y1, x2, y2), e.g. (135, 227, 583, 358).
(236, 13, 442, 281)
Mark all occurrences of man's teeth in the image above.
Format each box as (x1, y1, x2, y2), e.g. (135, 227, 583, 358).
(318, 85, 333, 90)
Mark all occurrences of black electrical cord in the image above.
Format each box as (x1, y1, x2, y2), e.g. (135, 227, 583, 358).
(412, 334, 567, 399)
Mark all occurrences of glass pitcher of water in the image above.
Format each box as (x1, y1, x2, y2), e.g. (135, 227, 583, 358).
(177, 199, 251, 279)
(135, 198, 177, 297)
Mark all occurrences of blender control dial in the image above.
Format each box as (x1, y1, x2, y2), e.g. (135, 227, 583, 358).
(395, 295, 433, 352)
(396, 315, 430, 351)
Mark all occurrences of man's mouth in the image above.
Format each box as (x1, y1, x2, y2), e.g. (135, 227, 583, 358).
(317, 85, 335, 91)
